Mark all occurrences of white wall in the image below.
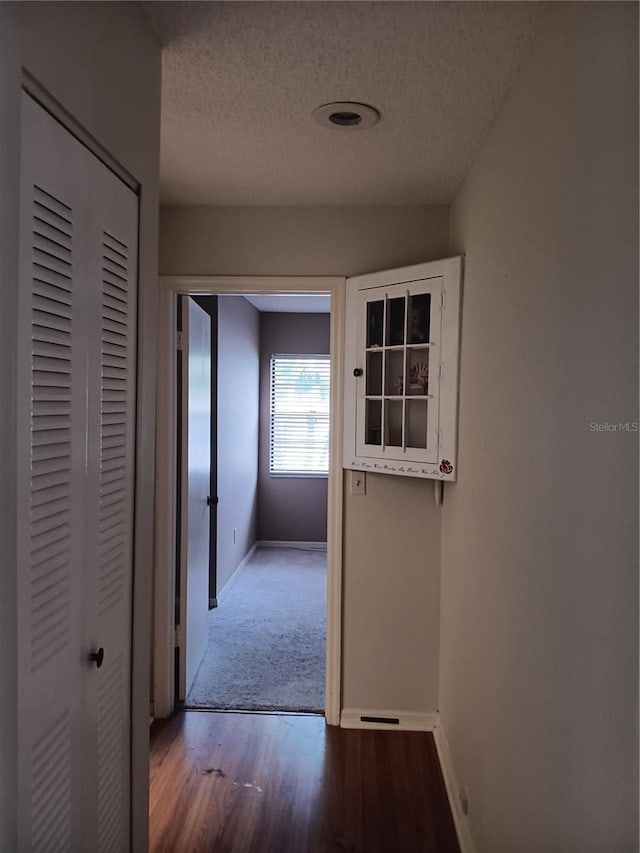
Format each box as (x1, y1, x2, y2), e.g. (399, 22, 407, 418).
(441, 4, 638, 851)
(217, 296, 260, 592)
(160, 205, 449, 278)
(159, 205, 449, 713)
(0, 4, 160, 849)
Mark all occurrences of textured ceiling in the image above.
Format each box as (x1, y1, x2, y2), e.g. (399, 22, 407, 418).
(143, 1, 545, 206)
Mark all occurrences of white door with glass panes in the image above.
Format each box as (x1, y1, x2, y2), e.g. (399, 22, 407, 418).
(344, 258, 461, 481)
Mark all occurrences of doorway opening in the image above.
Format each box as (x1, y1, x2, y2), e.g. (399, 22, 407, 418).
(180, 293, 330, 713)
(154, 276, 344, 726)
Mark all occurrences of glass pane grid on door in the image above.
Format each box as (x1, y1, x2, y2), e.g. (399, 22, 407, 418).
(364, 293, 434, 452)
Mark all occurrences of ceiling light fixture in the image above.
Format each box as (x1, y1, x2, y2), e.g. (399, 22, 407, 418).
(312, 101, 380, 130)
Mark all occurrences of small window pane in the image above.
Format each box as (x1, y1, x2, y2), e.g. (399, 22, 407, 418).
(365, 399, 382, 445)
(385, 349, 404, 396)
(367, 301, 384, 348)
(366, 350, 383, 396)
(386, 297, 405, 346)
(406, 400, 428, 449)
(385, 400, 403, 447)
(270, 355, 330, 475)
(406, 349, 430, 396)
(408, 293, 431, 344)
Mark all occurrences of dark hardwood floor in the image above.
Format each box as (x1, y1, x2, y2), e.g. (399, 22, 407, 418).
(149, 711, 460, 853)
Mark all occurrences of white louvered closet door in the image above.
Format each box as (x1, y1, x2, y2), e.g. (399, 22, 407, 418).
(17, 94, 90, 853)
(17, 94, 138, 853)
(83, 146, 138, 853)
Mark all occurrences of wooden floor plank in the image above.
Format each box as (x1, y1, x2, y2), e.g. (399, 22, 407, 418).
(149, 711, 460, 853)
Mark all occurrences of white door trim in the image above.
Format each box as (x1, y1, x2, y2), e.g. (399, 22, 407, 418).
(153, 275, 345, 726)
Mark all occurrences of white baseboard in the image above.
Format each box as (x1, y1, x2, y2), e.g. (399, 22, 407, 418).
(216, 542, 258, 605)
(340, 707, 438, 732)
(433, 717, 477, 853)
(257, 540, 328, 551)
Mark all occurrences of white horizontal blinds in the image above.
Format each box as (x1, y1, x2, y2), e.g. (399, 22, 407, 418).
(270, 355, 330, 475)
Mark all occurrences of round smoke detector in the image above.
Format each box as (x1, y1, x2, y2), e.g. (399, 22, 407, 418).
(312, 101, 380, 130)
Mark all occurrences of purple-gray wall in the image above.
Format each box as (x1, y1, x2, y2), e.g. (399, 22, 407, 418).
(217, 296, 259, 592)
(258, 313, 330, 542)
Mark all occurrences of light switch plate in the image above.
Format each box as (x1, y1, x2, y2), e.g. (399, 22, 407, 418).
(350, 470, 366, 496)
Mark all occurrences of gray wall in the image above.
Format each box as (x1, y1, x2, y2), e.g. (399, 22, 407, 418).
(258, 312, 330, 543)
(441, 3, 639, 851)
(159, 205, 449, 713)
(0, 4, 160, 849)
(217, 296, 260, 593)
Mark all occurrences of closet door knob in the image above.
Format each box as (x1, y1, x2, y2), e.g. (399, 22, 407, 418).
(353, 368, 363, 377)
(89, 647, 105, 669)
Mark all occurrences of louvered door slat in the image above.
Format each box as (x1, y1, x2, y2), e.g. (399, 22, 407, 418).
(33, 291, 72, 316)
(32, 491, 69, 517)
(33, 266, 72, 292)
(30, 711, 72, 853)
(97, 655, 125, 853)
(97, 232, 129, 623)
(28, 184, 74, 689)
(33, 230, 73, 259)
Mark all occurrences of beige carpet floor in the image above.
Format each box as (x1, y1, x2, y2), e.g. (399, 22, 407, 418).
(186, 546, 326, 712)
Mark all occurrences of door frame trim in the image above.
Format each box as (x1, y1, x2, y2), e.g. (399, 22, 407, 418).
(154, 275, 345, 725)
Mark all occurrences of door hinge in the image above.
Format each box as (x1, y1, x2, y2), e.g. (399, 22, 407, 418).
(174, 626, 184, 646)
(441, 290, 446, 310)
(176, 331, 183, 351)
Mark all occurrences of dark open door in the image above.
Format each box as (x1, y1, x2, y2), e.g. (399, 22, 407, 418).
(192, 296, 218, 608)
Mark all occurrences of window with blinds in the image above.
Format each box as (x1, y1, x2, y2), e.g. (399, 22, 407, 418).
(269, 355, 330, 475)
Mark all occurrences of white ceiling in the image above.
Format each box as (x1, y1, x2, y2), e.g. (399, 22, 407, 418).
(142, 1, 545, 206)
(243, 293, 330, 313)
